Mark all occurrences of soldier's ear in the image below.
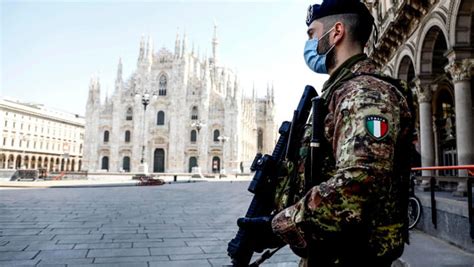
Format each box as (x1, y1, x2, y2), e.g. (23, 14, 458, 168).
(333, 22, 345, 44)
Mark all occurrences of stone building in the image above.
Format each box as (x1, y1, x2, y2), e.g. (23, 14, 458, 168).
(0, 98, 85, 171)
(83, 26, 276, 174)
(364, 0, 473, 194)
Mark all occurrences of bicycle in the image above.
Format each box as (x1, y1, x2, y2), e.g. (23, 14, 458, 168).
(408, 175, 422, 230)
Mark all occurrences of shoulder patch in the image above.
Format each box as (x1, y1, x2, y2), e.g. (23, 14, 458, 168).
(365, 115, 389, 140)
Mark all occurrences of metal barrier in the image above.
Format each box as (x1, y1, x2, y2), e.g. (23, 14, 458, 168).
(411, 165, 474, 240)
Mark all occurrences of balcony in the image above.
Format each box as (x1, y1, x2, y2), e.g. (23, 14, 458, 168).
(367, 0, 437, 66)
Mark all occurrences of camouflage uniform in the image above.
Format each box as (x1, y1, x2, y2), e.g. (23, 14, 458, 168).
(271, 54, 413, 266)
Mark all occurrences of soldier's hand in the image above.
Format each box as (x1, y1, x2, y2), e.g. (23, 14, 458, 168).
(237, 216, 284, 253)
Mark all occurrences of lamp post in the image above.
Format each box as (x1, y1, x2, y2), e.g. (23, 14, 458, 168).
(19, 133, 29, 169)
(217, 135, 229, 175)
(191, 120, 204, 134)
(135, 91, 157, 174)
(191, 120, 205, 175)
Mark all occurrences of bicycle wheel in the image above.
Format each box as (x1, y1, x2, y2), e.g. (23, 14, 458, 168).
(408, 196, 422, 230)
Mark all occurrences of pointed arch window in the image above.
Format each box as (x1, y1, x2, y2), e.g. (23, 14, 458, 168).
(126, 107, 133, 121)
(191, 106, 198, 120)
(103, 131, 110, 143)
(157, 111, 165, 125)
(159, 75, 167, 96)
(213, 129, 220, 142)
(125, 130, 131, 142)
(190, 130, 197, 143)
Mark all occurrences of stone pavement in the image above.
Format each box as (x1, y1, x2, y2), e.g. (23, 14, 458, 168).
(0, 181, 473, 267)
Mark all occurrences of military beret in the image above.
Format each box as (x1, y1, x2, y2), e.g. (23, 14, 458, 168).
(306, 0, 374, 26)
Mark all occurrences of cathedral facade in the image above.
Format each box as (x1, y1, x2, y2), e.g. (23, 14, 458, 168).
(83, 26, 276, 174)
(364, 0, 473, 194)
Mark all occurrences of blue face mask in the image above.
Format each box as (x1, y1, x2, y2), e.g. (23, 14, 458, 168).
(304, 27, 336, 74)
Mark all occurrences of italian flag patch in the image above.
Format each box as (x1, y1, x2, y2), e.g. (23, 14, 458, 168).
(365, 116, 389, 140)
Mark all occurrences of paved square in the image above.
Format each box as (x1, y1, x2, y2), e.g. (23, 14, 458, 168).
(1, 181, 473, 266)
(0, 182, 299, 266)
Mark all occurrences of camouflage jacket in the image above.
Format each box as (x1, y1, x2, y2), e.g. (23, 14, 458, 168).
(271, 54, 413, 266)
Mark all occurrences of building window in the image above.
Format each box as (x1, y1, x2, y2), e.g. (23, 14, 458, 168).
(126, 107, 133, 121)
(159, 75, 167, 96)
(3, 138, 6, 146)
(190, 130, 197, 143)
(125, 130, 131, 142)
(157, 111, 165, 125)
(213, 130, 220, 142)
(103, 131, 110, 143)
(191, 106, 198, 120)
(4, 121, 6, 127)
(257, 128, 263, 152)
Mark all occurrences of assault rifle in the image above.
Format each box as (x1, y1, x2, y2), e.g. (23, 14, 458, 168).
(227, 85, 317, 267)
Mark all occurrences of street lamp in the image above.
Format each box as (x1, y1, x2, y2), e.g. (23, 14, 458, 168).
(135, 90, 157, 174)
(191, 120, 205, 175)
(191, 120, 204, 134)
(19, 133, 29, 169)
(217, 135, 229, 175)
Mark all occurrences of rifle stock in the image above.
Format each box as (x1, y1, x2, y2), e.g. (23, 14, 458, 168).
(227, 85, 317, 266)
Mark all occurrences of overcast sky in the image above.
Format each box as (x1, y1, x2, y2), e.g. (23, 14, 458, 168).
(1, 0, 326, 125)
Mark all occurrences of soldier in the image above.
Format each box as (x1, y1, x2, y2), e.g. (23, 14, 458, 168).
(239, 0, 414, 266)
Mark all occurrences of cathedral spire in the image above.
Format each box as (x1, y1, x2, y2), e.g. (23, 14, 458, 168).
(105, 86, 109, 104)
(252, 82, 256, 101)
(182, 31, 187, 56)
(266, 82, 270, 98)
(271, 82, 275, 103)
(138, 35, 145, 63)
(212, 20, 219, 65)
(233, 75, 239, 101)
(145, 35, 153, 63)
(116, 57, 123, 83)
(240, 80, 245, 103)
(226, 73, 232, 98)
(87, 75, 101, 106)
(175, 29, 181, 57)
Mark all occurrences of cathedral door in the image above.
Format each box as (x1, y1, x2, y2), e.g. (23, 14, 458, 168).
(101, 156, 109, 171)
(123, 156, 130, 172)
(212, 156, 220, 173)
(154, 149, 165, 173)
(189, 157, 198, 173)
